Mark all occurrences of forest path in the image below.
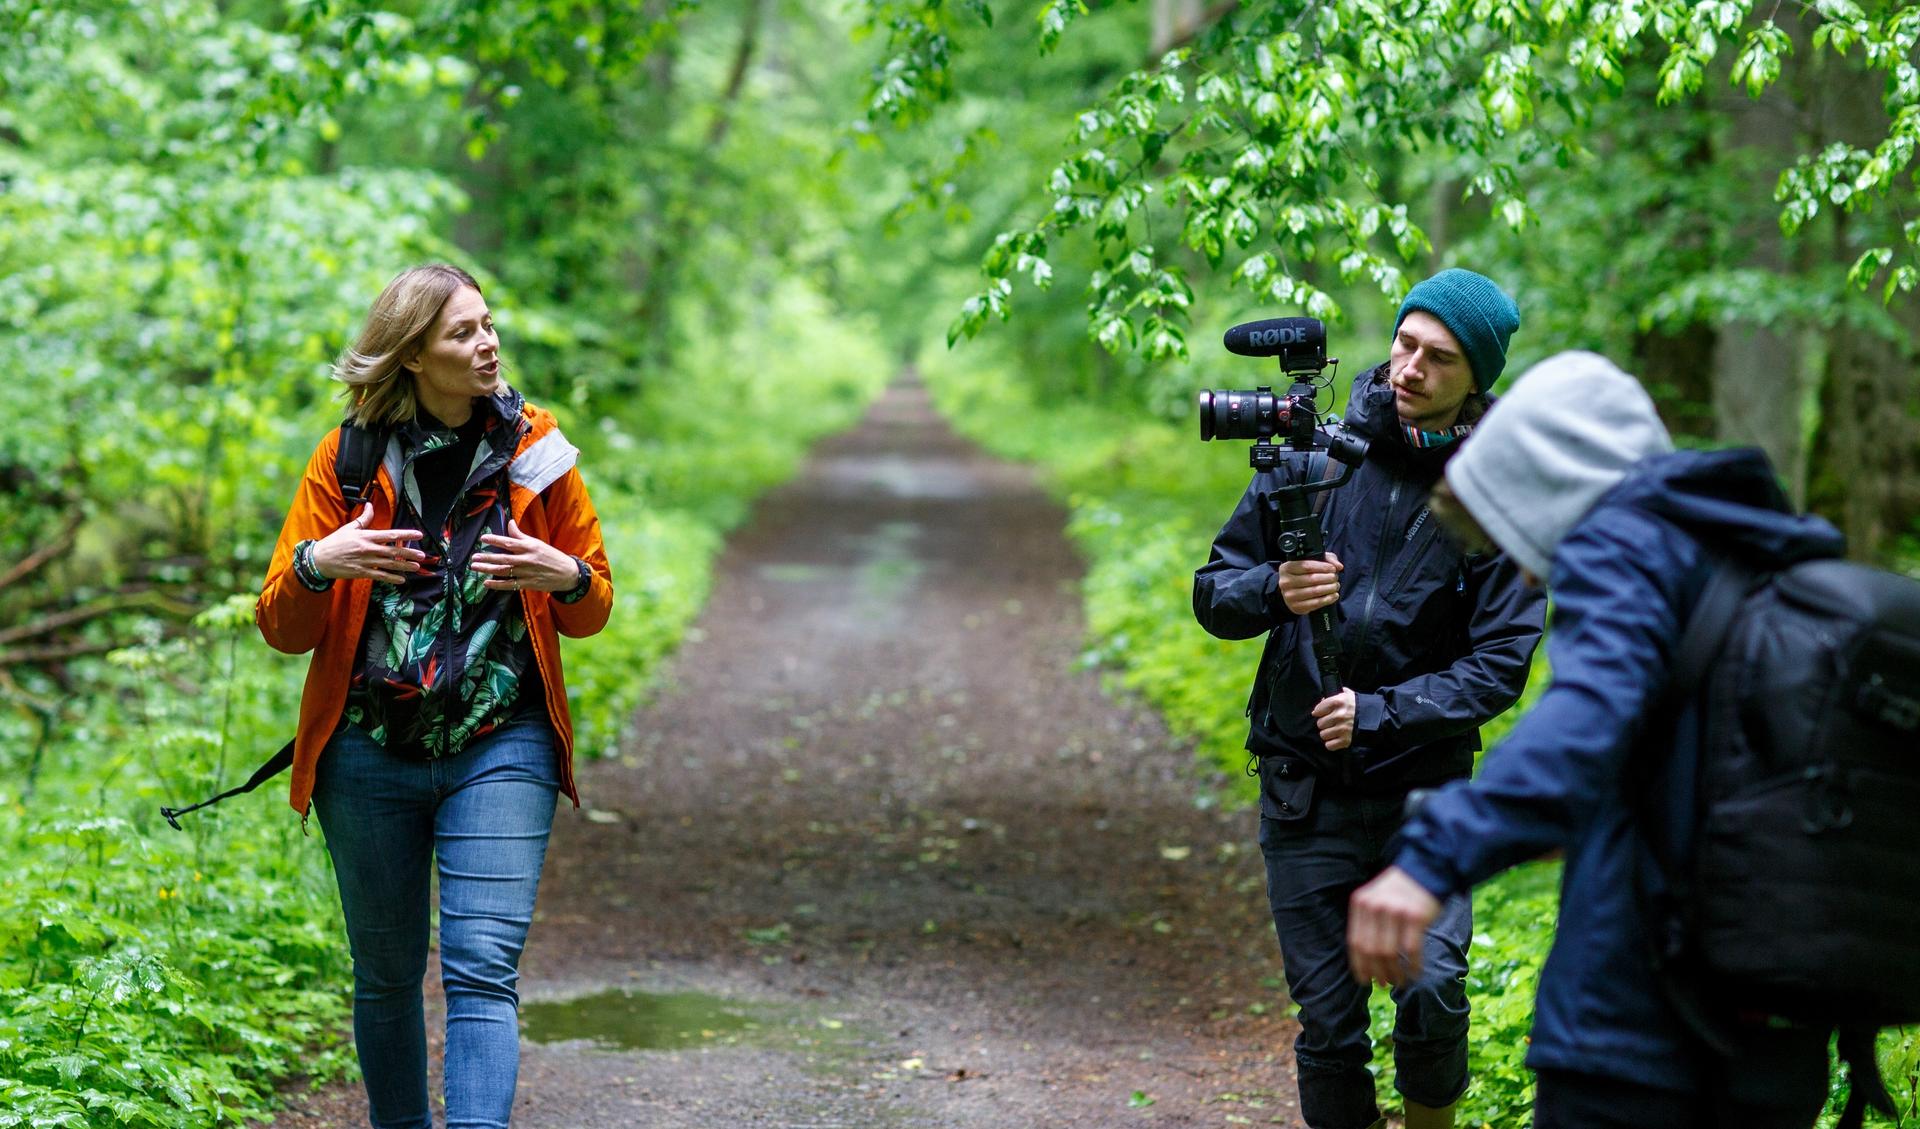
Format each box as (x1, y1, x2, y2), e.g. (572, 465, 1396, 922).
(272, 376, 1300, 1128)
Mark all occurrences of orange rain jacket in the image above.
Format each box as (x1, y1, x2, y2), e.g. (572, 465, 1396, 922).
(256, 402, 612, 816)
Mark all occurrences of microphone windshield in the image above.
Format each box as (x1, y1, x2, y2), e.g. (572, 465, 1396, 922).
(1223, 317, 1326, 360)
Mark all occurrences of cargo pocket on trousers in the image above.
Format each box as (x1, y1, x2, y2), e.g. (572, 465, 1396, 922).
(1259, 757, 1317, 823)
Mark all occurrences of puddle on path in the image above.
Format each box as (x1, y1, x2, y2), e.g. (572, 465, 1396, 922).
(758, 563, 836, 583)
(521, 989, 766, 1051)
(521, 988, 865, 1058)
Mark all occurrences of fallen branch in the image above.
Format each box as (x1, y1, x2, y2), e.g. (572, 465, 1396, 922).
(0, 589, 201, 647)
(0, 640, 126, 665)
(0, 667, 58, 716)
(0, 512, 84, 593)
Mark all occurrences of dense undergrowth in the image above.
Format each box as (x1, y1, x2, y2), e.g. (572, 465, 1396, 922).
(921, 346, 1916, 1128)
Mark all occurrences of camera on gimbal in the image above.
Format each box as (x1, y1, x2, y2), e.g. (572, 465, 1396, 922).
(1196, 315, 1371, 710)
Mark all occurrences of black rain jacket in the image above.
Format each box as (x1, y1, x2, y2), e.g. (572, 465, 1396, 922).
(1192, 363, 1548, 812)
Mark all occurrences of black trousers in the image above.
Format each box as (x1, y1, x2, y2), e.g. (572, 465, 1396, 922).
(1259, 793, 1473, 1129)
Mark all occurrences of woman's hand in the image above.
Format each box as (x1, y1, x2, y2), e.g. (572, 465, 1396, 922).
(470, 520, 580, 593)
(310, 504, 427, 584)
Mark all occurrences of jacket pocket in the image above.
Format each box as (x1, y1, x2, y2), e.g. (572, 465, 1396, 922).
(1260, 756, 1317, 822)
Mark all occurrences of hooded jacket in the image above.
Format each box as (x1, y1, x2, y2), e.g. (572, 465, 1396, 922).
(256, 396, 612, 815)
(1393, 358, 1844, 1089)
(1193, 363, 1547, 808)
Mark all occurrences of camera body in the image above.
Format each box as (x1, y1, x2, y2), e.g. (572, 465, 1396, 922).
(1197, 383, 1320, 457)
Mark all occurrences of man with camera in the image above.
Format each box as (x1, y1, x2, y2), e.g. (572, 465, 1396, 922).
(1193, 269, 1547, 1129)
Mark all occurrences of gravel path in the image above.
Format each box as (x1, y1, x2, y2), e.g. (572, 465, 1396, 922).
(266, 376, 1304, 1128)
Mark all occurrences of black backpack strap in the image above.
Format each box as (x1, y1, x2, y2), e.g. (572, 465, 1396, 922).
(334, 420, 388, 508)
(1669, 560, 1761, 696)
(159, 739, 295, 830)
(1634, 557, 1768, 1056)
(160, 423, 383, 831)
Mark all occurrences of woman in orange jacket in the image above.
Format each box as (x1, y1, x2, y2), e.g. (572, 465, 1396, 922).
(256, 263, 611, 1129)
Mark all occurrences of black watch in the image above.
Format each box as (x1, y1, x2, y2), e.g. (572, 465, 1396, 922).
(556, 555, 592, 604)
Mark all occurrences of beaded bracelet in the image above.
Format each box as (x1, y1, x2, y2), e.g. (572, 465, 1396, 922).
(292, 539, 333, 593)
(555, 555, 592, 604)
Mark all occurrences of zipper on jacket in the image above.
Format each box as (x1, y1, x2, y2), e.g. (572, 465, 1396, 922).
(1349, 477, 1404, 692)
(429, 426, 517, 757)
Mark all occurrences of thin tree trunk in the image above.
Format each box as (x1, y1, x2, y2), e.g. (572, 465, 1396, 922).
(1634, 128, 1716, 441)
(1151, 0, 1202, 55)
(633, 0, 767, 385)
(1710, 59, 1806, 499)
(1806, 50, 1920, 562)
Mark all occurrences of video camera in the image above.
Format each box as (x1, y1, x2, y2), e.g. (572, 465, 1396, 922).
(1197, 316, 1370, 708)
(1197, 316, 1368, 472)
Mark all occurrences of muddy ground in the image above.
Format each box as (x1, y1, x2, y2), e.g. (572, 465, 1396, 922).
(265, 378, 1307, 1128)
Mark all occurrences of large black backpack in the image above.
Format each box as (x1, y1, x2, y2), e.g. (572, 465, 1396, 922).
(159, 421, 388, 829)
(1647, 555, 1920, 1128)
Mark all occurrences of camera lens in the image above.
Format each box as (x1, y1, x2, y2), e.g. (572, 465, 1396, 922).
(1198, 388, 1281, 442)
(1198, 391, 1220, 441)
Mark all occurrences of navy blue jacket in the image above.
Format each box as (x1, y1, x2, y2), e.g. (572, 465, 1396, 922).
(1193, 365, 1547, 804)
(1393, 448, 1845, 1090)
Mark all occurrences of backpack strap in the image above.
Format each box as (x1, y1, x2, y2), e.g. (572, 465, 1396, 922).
(1634, 557, 1768, 1054)
(334, 420, 388, 508)
(159, 740, 294, 830)
(1306, 447, 1345, 518)
(1668, 560, 1761, 696)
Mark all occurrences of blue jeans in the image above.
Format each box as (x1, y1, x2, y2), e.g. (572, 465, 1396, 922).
(1258, 790, 1473, 1129)
(313, 714, 560, 1129)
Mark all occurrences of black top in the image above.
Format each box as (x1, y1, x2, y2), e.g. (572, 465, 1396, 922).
(413, 409, 487, 537)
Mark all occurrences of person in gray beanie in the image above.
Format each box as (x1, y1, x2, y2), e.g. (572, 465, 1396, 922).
(1348, 351, 1843, 1128)
(1194, 268, 1545, 1129)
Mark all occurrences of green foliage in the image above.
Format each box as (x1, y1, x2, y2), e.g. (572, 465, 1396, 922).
(861, 0, 1920, 356)
(0, 612, 354, 1127)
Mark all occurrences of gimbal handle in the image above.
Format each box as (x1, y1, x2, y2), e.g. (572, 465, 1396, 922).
(1266, 479, 1348, 703)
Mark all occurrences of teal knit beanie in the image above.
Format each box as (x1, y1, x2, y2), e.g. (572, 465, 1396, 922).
(1394, 268, 1521, 391)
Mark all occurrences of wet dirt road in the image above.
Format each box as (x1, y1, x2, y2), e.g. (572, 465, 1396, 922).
(271, 377, 1302, 1128)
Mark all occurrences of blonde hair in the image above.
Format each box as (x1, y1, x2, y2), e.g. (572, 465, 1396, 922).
(334, 264, 482, 427)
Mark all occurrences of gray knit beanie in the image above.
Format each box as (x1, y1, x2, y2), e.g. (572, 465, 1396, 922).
(1444, 351, 1674, 581)
(1395, 268, 1522, 391)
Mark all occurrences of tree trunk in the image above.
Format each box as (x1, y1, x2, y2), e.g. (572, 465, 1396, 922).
(1805, 48, 1920, 562)
(1633, 126, 1716, 441)
(1709, 57, 1806, 499)
(1151, 0, 1203, 55)
(1812, 292, 1920, 561)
